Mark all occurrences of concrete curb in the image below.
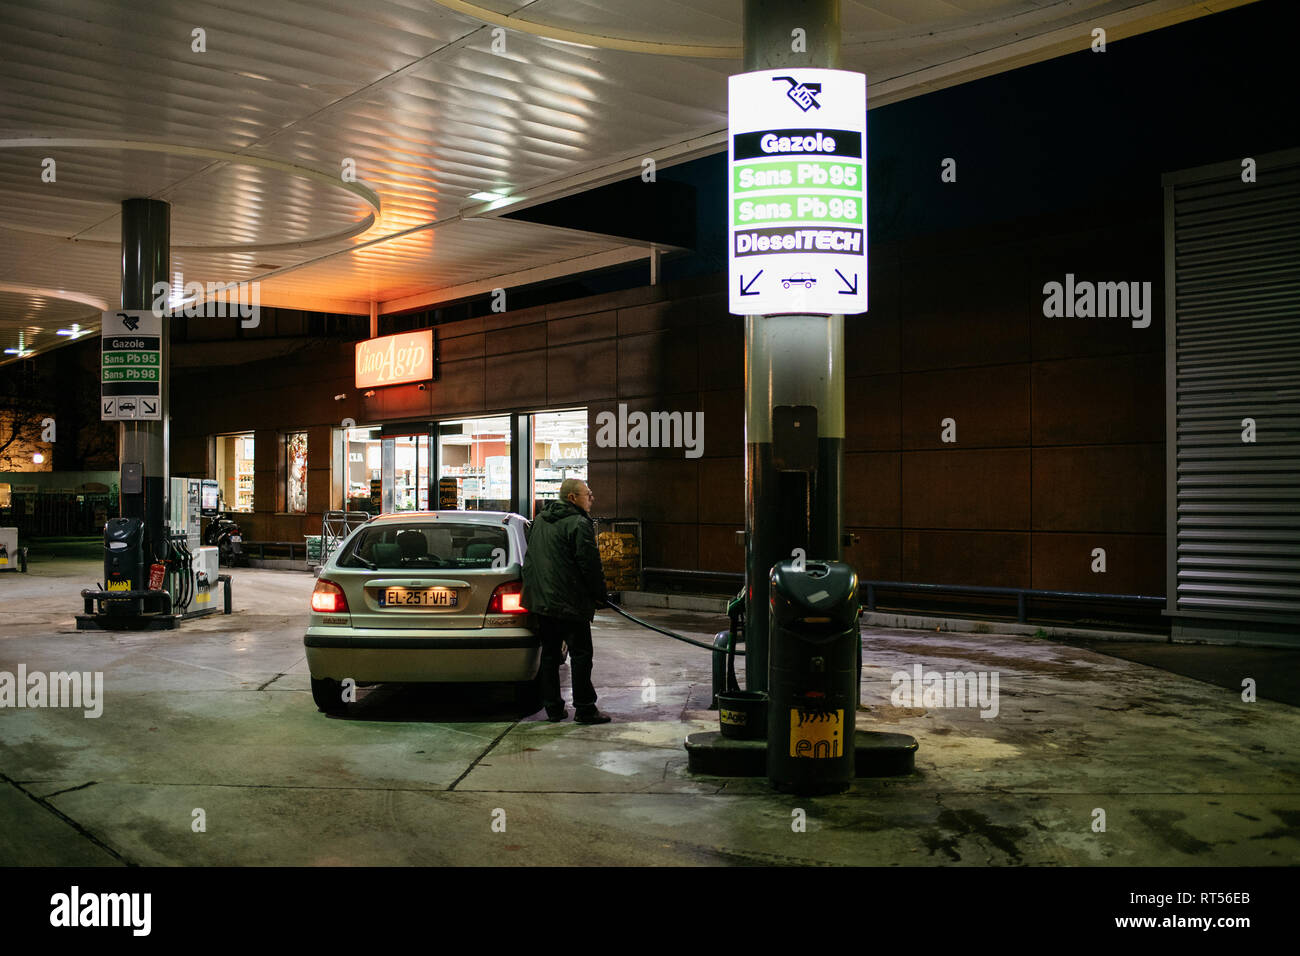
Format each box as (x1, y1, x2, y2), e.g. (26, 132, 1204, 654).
(245, 559, 314, 573)
(612, 591, 728, 613)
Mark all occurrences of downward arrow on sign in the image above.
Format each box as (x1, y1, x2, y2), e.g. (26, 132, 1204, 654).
(835, 270, 858, 295)
(740, 270, 763, 296)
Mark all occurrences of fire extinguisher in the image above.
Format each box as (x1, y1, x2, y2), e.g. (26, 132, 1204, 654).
(148, 562, 166, 591)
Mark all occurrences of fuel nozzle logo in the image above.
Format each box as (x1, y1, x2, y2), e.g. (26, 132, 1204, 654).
(773, 76, 822, 111)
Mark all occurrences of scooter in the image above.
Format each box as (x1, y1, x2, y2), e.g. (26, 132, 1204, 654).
(203, 511, 244, 567)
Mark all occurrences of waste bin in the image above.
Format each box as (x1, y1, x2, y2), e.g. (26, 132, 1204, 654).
(766, 558, 860, 795)
(103, 517, 145, 615)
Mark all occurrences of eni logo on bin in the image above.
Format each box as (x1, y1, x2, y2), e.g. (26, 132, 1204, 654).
(790, 707, 843, 758)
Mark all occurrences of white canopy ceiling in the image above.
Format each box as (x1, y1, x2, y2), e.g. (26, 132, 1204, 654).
(0, 0, 1253, 362)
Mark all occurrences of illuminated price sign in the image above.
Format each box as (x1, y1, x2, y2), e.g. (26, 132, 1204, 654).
(728, 69, 868, 316)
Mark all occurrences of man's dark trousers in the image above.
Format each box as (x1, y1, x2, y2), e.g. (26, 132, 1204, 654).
(537, 614, 596, 712)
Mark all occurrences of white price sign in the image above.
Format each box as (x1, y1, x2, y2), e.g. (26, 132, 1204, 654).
(101, 310, 163, 421)
(728, 68, 868, 316)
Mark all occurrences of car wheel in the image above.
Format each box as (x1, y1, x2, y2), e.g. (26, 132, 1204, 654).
(782, 280, 790, 288)
(311, 677, 347, 714)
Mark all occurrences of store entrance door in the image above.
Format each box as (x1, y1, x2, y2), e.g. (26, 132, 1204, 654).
(381, 432, 432, 512)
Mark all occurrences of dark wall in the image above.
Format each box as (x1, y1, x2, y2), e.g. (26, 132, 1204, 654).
(171, 194, 1164, 596)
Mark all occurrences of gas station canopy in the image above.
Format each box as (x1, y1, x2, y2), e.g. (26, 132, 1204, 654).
(0, 0, 1253, 362)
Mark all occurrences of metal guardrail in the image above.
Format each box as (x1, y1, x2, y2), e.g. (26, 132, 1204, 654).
(862, 580, 1165, 625)
(640, 567, 1165, 626)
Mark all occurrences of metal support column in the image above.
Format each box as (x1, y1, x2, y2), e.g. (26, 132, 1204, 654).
(742, 0, 845, 692)
(510, 412, 534, 518)
(119, 198, 170, 568)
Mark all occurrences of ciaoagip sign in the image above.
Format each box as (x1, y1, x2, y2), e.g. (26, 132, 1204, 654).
(355, 330, 433, 388)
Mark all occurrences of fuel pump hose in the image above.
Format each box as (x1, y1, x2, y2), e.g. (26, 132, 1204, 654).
(603, 601, 745, 656)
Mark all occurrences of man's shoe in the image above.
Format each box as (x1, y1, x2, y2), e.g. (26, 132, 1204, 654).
(574, 709, 612, 725)
(545, 707, 568, 722)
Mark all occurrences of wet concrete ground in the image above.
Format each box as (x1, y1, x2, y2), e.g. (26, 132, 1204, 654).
(1, 559, 1297, 866)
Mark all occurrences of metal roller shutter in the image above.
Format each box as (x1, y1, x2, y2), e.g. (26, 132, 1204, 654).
(1164, 148, 1300, 635)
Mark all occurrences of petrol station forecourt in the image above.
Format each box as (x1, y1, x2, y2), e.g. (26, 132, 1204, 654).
(0, 0, 1298, 888)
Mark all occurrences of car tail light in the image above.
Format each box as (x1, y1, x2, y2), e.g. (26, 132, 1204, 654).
(487, 581, 527, 614)
(312, 579, 348, 613)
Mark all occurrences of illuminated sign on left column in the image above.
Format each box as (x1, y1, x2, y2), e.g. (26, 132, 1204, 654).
(355, 329, 434, 388)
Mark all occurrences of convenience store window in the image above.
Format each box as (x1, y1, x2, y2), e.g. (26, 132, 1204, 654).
(438, 417, 510, 511)
(531, 409, 587, 517)
(343, 426, 381, 513)
(285, 431, 308, 513)
(391, 434, 430, 512)
(215, 432, 254, 512)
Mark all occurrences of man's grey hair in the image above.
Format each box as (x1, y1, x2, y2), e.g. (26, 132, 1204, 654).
(560, 478, 587, 503)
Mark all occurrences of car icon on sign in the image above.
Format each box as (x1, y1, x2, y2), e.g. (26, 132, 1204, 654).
(118, 401, 136, 413)
(782, 273, 816, 289)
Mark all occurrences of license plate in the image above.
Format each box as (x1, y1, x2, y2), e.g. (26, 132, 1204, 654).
(230, 535, 242, 543)
(380, 587, 457, 608)
(106, 580, 131, 592)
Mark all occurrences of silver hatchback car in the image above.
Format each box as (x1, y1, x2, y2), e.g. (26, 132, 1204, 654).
(304, 510, 538, 714)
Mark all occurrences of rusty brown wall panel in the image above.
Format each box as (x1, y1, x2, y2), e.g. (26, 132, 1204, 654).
(641, 521, 698, 569)
(698, 457, 743, 524)
(548, 339, 616, 404)
(170, 435, 206, 476)
(428, 361, 482, 416)
(617, 458, 698, 524)
(1031, 354, 1164, 445)
(592, 394, 701, 460)
(1032, 444, 1164, 534)
(548, 311, 616, 347)
(901, 251, 1030, 370)
(1027, 220, 1164, 361)
(439, 332, 485, 363)
(701, 388, 743, 457)
(618, 330, 699, 397)
(587, 402, 619, 462)
(845, 528, 902, 581)
(618, 295, 723, 336)
(485, 322, 546, 355)
(1031, 532, 1165, 595)
(547, 286, 663, 321)
(845, 374, 900, 450)
(901, 365, 1029, 449)
(844, 451, 900, 527)
(699, 524, 745, 572)
(901, 449, 1031, 530)
(697, 319, 744, 391)
(903, 531, 1030, 587)
(845, 310, 899, 377)
(486, 350, 546, 409)
(587, 461, 617, 516)
(482, 305, 547, 333)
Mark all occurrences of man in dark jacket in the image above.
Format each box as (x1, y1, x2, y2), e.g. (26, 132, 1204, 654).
(521, 478, 612, 724)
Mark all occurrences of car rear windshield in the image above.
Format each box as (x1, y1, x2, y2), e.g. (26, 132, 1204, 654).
(339, 523, 509, 570)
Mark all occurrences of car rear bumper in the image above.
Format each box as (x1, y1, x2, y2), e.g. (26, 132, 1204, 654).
(304, 627, 540, 682)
